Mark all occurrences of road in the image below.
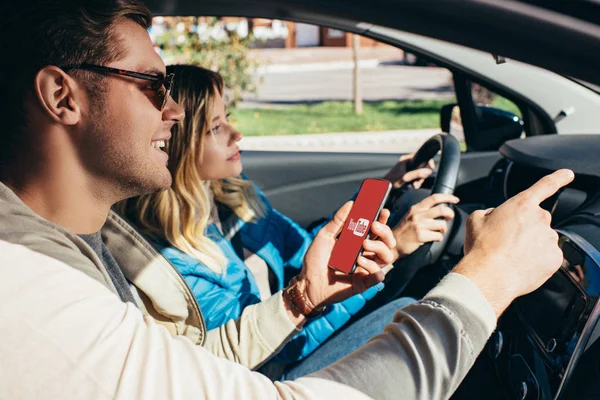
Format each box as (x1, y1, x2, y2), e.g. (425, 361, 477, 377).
(242, 64, 454, 105)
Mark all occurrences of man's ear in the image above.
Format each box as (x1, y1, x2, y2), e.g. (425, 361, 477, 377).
(34, 66, 82, 126)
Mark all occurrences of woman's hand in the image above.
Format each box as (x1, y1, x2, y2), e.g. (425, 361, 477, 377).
(383, 153, 435, 189)
(296, 202, 397, 310)
(392, 193, 459, 258)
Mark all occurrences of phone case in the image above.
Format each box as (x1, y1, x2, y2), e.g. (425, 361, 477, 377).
(328, 178, 392, 274)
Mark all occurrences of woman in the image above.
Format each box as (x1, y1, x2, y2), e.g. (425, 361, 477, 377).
(119, 64, 458, 379)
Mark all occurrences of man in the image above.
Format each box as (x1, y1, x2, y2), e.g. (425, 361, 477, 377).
(0, 0, 401, 372)
(0, 1, 573, 399)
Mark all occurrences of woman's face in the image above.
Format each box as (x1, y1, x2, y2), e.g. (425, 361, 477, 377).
(197, 89, 243, 181)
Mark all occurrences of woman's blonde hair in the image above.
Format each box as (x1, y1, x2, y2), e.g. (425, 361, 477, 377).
(117, 65, 263, 273)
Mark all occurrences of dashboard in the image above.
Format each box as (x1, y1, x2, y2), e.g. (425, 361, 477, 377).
(480, 135, 600, 400)
(490, 230, 600, 400)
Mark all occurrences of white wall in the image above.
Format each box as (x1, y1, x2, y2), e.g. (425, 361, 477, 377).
(295, 23, 320, 47)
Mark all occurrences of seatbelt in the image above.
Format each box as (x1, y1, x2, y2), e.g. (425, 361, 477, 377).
(217, 203, 244, 259)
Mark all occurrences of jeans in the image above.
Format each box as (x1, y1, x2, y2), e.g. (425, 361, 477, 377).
(280, 296, 416, 380)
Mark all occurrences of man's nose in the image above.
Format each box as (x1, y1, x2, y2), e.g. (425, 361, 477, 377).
(163, 96, 185, 122)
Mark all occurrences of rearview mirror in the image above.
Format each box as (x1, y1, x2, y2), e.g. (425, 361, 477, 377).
(491, 54, 510, 64)
(440, 103, 524, 151)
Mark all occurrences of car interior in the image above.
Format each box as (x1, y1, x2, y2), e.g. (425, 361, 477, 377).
(146, 1, 600, 399)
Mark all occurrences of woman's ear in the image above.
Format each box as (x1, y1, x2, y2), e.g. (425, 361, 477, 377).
(33, 66, 82, 126)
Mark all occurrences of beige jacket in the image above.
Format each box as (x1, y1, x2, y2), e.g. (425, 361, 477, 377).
(0, 182, 298, 370)
(0, 240, 496, 399)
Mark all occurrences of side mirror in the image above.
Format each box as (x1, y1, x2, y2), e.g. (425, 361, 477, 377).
(440, 103, 456, 134)
(440, 103, 524, 151)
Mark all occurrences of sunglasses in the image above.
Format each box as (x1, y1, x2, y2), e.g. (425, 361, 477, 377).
(61, 64, 174, 111)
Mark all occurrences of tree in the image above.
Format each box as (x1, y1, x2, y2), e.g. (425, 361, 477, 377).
(153, 17, 260, 106)
(352, 34, 363, 115)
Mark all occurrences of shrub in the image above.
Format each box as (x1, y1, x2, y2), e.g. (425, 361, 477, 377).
(152, 17, 260, 106)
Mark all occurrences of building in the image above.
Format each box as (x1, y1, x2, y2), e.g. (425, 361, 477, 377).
(250, 19, 389, 48)
(151, 16, 390, 49)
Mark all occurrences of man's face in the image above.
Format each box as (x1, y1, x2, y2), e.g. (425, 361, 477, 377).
(80, 20, 184, 200)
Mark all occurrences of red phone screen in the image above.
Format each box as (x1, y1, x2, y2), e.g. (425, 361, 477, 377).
(328, 178, 392, 274)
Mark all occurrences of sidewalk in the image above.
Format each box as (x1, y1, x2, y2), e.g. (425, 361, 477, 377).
(248, 46, 404, 64)
(238, 129, 443, 153)
(248, 46, 405, 73)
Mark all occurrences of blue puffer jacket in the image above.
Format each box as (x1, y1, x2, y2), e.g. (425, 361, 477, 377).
(157, 185, 383, 363)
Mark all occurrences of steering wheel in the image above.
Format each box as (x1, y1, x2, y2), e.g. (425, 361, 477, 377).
(378, 133, 461, 300)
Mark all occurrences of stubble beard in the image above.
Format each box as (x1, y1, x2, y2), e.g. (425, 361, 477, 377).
(84, 100, 172, 205)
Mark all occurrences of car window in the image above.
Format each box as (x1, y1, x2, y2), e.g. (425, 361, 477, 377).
(151, 16, 458, 154)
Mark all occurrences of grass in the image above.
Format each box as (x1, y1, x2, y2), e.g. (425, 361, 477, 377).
(230, 99, 450, 136)
(230, 96, 522, 137)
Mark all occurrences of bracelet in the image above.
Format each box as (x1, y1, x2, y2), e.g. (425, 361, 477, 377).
(284, 276, 326, 318)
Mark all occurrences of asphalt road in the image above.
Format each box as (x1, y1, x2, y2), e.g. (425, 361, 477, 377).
(242, 64, 454, 105)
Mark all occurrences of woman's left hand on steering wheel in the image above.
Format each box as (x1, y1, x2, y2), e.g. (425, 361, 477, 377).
(383, 153, 436, 189)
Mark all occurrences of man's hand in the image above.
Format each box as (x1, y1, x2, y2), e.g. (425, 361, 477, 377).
(383, 153, 435, 189)
(392, 193, 460, 259)
(454, 169, 575, 317)
(298, 201, 397, 309)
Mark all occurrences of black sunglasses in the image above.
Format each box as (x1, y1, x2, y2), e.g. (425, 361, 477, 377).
(61, 64, 175, 111)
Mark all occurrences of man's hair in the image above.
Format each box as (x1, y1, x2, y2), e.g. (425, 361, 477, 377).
(0, 0, 152, 162)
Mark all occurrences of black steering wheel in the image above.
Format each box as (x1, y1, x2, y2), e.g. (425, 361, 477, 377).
(378, 133, 461, 300)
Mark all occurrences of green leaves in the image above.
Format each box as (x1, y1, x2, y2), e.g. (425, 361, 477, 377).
(153, 17, 259, 106)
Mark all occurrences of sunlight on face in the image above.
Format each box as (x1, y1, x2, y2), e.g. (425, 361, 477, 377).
(197, 89, 243, 181)
(82, 20, 184, 199)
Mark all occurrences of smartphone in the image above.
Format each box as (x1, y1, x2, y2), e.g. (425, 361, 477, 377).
(328, 178, 392, 275)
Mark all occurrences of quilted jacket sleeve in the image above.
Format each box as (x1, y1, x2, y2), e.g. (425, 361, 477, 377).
(273, 284, 383, 363)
